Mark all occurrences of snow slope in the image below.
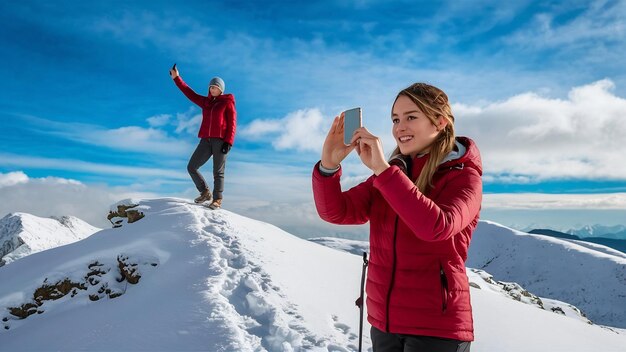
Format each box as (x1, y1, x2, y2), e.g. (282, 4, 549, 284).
(467, 220, 626, 328)
(0, 212, 100, 266)
(0, 198, 624, 351)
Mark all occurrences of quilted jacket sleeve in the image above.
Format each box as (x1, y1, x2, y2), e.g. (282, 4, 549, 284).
(174, 76, 207, 107)
(373, 165, 482, 242)
(223, 101, 237, 146)
(312, 161, 374, 225)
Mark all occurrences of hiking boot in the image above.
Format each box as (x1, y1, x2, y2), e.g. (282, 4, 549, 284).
(194, 189, 212, 204)
(208, 198, 222, 210)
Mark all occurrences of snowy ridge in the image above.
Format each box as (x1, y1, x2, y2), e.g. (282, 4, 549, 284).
(0, 198, 625, 351)
(0, 212, 100, 266)
(0, 198, 364, 351)
(467, 220, 626, 328)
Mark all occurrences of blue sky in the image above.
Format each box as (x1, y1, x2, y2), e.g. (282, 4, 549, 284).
(1, 0, 625, 237)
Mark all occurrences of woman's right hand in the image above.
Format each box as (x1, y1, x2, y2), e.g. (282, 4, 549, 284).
(321, 113, 356, 169)
(169, 64, 179, 79)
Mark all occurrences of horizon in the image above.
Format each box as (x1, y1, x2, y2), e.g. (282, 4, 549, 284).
(1, 0, 625, 237)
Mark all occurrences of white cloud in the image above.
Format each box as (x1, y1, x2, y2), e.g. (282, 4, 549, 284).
(240, 108, 328, 152)
(0, 153, 188, 180)
(483, 192, 626, 210)
(0, 171, 28, 188)
(84, 126, 191, 155)
(505, 2, 626, 49)
(146, 114, 172, 127)
(21, 115, 193, 156)
(231, 201, 369, 240)
(0, 171, 156, 228)
(174, 107, 202, 136)
(453, 79, 626, 181)
(240, 80, 626, 182)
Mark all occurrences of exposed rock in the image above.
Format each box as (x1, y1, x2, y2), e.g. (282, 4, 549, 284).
(469, 282, 481, 289)
(107, 204, 145, 228)
(6, 256, 156, 321)
(34, 279, 86, 302)
(118, 255, 141, 284)
(8, 302, 39, 319)
(469, 268, 593, 323)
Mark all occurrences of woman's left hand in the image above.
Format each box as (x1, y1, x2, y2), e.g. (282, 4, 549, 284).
(351, 127, 390, 176)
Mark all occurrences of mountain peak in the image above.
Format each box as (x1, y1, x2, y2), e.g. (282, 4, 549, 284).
(0, 212, 99, 266)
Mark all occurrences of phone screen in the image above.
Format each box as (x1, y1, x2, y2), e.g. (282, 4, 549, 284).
(343, 107, 362, 145)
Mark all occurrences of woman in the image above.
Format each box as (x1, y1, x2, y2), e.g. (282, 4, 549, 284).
(170, 65, 236, 209)
(312, 83, 481, 351)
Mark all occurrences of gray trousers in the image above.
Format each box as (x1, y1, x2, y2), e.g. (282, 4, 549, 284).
(187, 138, 227, 199)
(371, 326, 471, 352)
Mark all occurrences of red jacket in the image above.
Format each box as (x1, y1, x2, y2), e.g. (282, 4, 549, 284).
(174, 76, 237, 145)
(312, 136, 482, 341)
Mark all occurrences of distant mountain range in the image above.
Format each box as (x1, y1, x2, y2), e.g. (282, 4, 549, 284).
(522, 224, 626, 240)
(528, 228, 626, 254)
(565, 224, 626, 240)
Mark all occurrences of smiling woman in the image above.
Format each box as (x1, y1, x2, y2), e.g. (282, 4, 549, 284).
(312, 82, 483, 352)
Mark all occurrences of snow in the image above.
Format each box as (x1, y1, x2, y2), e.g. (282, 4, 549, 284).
(467, 220, 626, 328)
(0, 198, 624, 351)
(562, 238, 626, 258)
(0, 212, 100, 266)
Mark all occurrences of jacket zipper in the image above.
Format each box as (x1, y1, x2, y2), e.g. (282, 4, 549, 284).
(440, 262, 449, 313)
(385, 216, 399, 332)
(207, 97, 217, 137)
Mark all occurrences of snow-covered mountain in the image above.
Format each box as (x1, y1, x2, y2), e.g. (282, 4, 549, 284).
(467, 220, 626, 328)
(566, 224, 626, 239)
(0, 198, 624, 351)
(528, 228, 626, 254)
(0, 212, 100, 266)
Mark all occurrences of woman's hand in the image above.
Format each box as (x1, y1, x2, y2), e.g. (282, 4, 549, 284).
(169, 63, 179, 79)
(321, 113, 356, 169)
(352, 127, 390, 175)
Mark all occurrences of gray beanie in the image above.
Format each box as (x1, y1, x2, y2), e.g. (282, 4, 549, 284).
(209, 77, 225, 93)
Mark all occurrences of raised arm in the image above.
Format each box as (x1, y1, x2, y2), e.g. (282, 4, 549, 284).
(312, 112, 375, 224)
(169, 64, 206, 107)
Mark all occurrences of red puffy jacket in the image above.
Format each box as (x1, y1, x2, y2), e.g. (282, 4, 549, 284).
(174, 76, 237, 145)
(312, 136, 482, 341)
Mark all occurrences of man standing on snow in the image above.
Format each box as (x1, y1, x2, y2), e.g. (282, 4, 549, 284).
(169, 64, 237, 209)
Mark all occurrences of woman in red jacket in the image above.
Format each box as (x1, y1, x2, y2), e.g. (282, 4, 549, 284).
(312, 83, 481, 351)
(170, 65, 237, 210)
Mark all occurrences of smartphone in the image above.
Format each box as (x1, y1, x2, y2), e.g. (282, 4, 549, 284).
(343, 107, 362, 145)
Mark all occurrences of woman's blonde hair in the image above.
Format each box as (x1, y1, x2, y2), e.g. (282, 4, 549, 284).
(390, 83, 456, 194)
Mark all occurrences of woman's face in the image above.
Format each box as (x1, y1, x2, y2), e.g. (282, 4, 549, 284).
(209, 86, 222, 97)
(391, 94, 446, 158)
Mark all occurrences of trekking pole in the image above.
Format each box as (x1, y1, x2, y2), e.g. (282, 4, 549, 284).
(355, 252, 369, 352)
